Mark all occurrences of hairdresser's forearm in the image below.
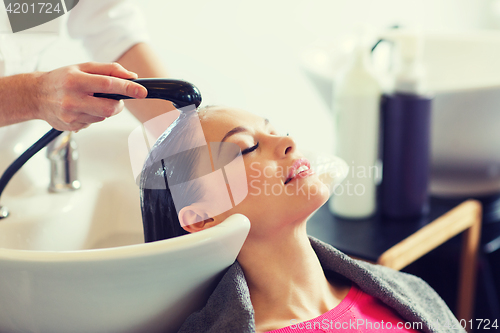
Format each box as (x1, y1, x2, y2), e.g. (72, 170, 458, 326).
(117, 42, 177, 125)
(0, 72, 41, 127)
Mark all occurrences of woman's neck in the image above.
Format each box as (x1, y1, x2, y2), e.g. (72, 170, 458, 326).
(237, 222, 350, 332)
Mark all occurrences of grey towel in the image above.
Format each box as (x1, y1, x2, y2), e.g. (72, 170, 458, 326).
(178, 236, 465, 333)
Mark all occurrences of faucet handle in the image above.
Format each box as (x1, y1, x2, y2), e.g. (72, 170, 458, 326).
(47, 131, 72, 158)
(47, 131, 80, 192)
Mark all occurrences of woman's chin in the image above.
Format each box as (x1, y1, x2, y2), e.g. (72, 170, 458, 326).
(297, 184, 330, 219)
(314, 190, 330, 211)
(307, 180, 331, 204)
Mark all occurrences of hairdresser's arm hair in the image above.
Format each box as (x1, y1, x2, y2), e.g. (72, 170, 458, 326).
(0, 72, 41, 127)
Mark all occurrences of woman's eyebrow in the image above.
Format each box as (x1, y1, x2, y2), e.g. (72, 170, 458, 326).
(220, 118, 269, 143)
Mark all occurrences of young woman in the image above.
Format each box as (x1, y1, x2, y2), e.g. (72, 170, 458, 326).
(140, 106, 464, 333)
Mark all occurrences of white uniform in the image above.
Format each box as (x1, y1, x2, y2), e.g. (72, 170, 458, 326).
(0, 0, 150, 149)
(0, 0, 150, 76)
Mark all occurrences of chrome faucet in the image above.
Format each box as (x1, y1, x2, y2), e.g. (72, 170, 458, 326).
(46, 131, 80, 192)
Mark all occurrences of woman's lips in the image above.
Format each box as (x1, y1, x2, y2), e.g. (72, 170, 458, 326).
(285, 158, 315, 185)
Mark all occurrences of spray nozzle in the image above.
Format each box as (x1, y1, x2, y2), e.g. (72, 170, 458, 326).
(94, 78, 202, 109)
(375, 30, 426, 94)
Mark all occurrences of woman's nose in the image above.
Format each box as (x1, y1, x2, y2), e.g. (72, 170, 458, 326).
(275, 134, 295, 157)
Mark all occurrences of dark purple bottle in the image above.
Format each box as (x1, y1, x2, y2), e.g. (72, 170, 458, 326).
(380, 93, 432, 219)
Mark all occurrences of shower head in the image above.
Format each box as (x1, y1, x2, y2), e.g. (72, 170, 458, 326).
(94, 78, 202, 109)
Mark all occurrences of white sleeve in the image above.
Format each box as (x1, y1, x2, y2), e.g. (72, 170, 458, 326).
(66, 0, 150, 62)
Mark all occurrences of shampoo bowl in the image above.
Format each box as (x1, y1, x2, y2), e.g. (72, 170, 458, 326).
(0, 213, 250, 333)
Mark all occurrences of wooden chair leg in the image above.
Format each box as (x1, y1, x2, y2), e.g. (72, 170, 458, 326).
(376, 199, 482, 330)
(456, 203, 482, 330)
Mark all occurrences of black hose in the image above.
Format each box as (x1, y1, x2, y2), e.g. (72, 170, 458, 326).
(0, 128, 63, 200)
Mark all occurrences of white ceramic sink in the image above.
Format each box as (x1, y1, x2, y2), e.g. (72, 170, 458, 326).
(0, 180, 102, 251)
(0, 113, 148, 252)
(0, 112, 251, 333)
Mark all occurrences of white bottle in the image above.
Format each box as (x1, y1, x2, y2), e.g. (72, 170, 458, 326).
(329, 40, 382, 218)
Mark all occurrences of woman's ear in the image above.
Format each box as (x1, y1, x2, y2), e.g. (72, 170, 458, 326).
(178, 205, 216, 233)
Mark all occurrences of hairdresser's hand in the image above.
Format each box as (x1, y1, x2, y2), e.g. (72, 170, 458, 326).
(35, 62, 148, 131)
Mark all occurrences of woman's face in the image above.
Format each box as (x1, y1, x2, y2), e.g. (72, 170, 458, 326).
(198, 106, 329, 237)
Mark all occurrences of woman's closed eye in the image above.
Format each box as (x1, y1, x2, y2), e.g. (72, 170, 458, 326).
(242, 142, 259, 155)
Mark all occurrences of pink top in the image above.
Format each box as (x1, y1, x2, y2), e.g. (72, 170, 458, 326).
(266, 284, 422, 332)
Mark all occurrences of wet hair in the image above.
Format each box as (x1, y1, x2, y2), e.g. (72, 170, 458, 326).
(140, 109, 206, 242)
